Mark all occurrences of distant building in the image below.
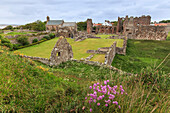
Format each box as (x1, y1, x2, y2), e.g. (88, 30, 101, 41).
(154, 23, 170, 26)
(46, 16, 77, 32)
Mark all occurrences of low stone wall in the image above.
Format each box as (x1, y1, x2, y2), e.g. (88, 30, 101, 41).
(105, 42, 117, 65)
(85, 54, 94, 60)
(22, 55, 49, 65)
(86, 50, 107, 54)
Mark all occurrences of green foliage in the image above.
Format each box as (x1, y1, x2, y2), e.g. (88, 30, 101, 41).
(49, 33, 55, 39)
(43, 35, 50, 40)
(3, 25, 13, 30)
(159, 20, 170, 23)
(1, 38, 10, 43)
(32, 38, 38, 43)
(18, 20, 46, 31)
(77, 21, 87, 31)
(17, 36, 29, 46)
(0, 35, 2, 39)
(41, 38, 46, 41)
(167, 32, 170, 40)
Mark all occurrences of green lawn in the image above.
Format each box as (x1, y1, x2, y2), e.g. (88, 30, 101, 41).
(90, 54, 106, 63)
(96, 34, 118, 39)
(112, 40, 170, 74)
(17, 37, 123, 61)
(167, 32, 170, 40)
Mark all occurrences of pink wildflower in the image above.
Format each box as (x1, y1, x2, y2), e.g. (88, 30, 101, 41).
(105, 104, 108, 107)
(90, 108, 92, 112)
(97, 103, 100, 106)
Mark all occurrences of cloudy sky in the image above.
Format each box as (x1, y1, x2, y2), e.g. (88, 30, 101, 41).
(0, 0, 170, 24)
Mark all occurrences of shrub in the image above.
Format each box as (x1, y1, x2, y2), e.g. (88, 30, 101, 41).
(3, 43, 13, 50)
(1, 37, 10, 43)
(49, 33, 55, 39)
(17, 36, 29, 46)
(32, 38, 38, 43)
(43, 35, 50, 40)
(13, 44, 22, 50)
(3, 25, 13, 30)
(0, 35, 2, 39)
(41, 38, 47, 41)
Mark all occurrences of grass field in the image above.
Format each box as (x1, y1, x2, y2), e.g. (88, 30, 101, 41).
(96, 34, 118, 39)
(112, 39, 170, 74)
(167, 32, 170, 40)
(17, 37, 123, 61)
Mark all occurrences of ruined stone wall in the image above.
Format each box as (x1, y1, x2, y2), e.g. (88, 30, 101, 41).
(105, 42, 117, 65)
(128, 26, 167, 40)
(49, 37, 73, 66)
(116, 17, 123, 33)
(87, 19, 93, 34)
(96, 26, 115, 34)
(116, 38, 127, 55)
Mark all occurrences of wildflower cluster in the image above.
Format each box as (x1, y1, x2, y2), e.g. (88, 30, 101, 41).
(85, 80, 127, 112)
(37, 66, 49, 71)
(0, 50, 4, 53)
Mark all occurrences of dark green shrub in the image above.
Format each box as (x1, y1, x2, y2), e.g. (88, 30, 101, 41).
(0, 35, 2, 39)
(32, 38, 38, 43)
(43, 35, 50, 40)
(49, 33, 55, 39)
(41, 38, 47, 41)
(1, 37, 10, 43)
(13, 44, 22, 50)
(3, 25, 13, 30)
(17, 36, 29, 46)
(3, 43, 13, 49)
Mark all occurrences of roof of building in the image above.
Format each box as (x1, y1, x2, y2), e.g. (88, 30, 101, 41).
(62, 22, 76, 27)
(102, 22, 112, 26)
(47, 20, 63, 25)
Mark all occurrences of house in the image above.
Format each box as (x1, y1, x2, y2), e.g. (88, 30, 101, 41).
(46, 16, 77, 32)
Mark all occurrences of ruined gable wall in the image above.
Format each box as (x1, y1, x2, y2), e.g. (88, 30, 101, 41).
(49, 37, 73, 66)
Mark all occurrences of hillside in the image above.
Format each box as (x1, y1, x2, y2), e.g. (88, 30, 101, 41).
(112, 39, 170, 74)
(0, 47, 169, 112)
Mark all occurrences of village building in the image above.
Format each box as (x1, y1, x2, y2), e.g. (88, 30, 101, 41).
(46, 16, 77, 38)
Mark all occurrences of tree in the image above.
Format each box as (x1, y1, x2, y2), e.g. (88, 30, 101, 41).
(3, 25, 13, 30)
(77, 21, 87, 31)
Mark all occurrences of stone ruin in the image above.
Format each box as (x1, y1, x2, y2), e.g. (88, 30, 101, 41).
(49, 36, 73, 66)
(117, 15, 168, 40)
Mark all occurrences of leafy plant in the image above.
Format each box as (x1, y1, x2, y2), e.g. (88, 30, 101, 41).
(32, 38, 38, 43)
(17, 36, 29, 46)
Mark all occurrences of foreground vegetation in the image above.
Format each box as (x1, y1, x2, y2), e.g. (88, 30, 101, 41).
(112, 39, 170, 74)
(0, 47, 169, 112)
(17, 37, 123, 61)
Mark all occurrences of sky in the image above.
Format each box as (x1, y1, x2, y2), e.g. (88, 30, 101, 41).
(0, 0, 170, 25)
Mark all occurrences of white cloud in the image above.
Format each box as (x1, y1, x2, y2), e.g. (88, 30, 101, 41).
(0, 0, 169, 24)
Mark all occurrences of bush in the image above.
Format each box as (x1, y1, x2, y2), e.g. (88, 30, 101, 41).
(41, 38, 47, 41)
(17, 36, 29, 46)
(0, 35, 2, 39)
(32, 38, 38, 43)
(13, 44, 22, 50)
(1, 37, 10, 43)
(3, 43, 13, 49)
(43, 35, 50, 40)
(49, 33, 55, 39)
(3, 25, 13, 30)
